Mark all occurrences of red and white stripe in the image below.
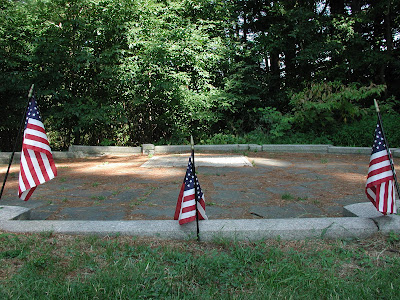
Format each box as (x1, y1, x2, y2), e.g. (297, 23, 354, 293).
(366, 149, 396, 214)
(18, 118, 57, 201)
(175, 185, 207, 225)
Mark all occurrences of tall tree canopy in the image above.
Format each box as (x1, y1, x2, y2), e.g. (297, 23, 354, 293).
(1, 0, 399, 150)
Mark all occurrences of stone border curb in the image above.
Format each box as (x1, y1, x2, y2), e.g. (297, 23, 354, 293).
(2, 144, 399, 163)
(0, 214, 378, 241)
(262, 144, 331, 153)
(2, 146, 399, 240)
(69, 145, 142, 155)
(1, 205, 397, 241)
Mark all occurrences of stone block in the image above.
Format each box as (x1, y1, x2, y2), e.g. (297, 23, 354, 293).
(154, 145, 191, 153)
(343, 202, 385, 218)
(238, 144, 250, 151)
(142, 144, 155, 155)
(248, 144, 262, 152)
(69, 145, 141, 155)
(344, 201, 400, 218)
(262, 144, 331, 153)
(0, 152, 21, 164)
(196, 144, 239, 151)
(328, 146, 371, 155)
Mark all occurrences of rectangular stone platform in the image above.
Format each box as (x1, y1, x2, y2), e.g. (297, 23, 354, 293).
(140, 155, 253, 168)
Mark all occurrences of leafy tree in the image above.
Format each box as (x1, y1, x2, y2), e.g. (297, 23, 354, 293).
(1, 0, 399, 150)
(0, 0, 36, 151)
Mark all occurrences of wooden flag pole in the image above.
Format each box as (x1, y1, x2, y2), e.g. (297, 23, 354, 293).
(0, 84, 34, 200)
(374, 99, 400, 200)
(191, 135, 200, 241)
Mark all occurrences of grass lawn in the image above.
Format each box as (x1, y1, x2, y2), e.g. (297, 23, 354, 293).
(1, 231, 400, 299)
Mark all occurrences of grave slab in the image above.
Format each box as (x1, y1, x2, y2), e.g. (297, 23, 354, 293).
(141, 155, 252, 168)
(58, 206, 126, 220)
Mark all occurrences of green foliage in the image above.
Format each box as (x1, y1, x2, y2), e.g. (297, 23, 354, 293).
(1, 0, 400, 150)
(290, 82, 386, 133)
(253, 107, 293, 138)
(200, 133, 246, 145)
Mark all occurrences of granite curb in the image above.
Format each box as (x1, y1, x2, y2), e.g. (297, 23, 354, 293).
(0, 204, 397, 241)
(2, 144, 399, 163)
(343, 201, 400, 234)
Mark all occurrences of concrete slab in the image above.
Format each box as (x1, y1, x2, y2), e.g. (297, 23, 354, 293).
(211, 190, 257, 206)
(140, 155, 252, 168)
(145, 188, 178, 205)
(104, 189, 145, 204)
(343, 201, 400, 218)
(58, 206, 126, 221)
(251, 157, 292, 168)
(250, 203, 325, 219)
(206, 206, 246, 219)
(29, 205, 61, 220)
(0, 206, 30, 220)
(131, 206, 173, 219)
(336, 195, 367, 207)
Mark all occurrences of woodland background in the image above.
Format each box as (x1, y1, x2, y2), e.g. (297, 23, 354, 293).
(1, 0, 399, 151)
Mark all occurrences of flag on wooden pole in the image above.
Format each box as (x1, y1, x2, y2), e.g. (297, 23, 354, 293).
(18, 95, 57, 201)
(365, 100, 399, 215)
(174, 156, 207, 225)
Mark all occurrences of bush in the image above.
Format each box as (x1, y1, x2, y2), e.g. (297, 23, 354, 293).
(289, 82, 386, 134)
(331, 102, 400, 147)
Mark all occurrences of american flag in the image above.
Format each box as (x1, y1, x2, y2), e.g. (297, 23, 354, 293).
(18, 96, 57, 201)
(365, 121, 397, 214)
(174, 157, 207, 225)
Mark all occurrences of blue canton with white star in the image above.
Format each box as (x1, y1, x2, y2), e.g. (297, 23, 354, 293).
(25, 96, 42, 129)
(184, 157, 203, 199)
(372, 123, 387, 154)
